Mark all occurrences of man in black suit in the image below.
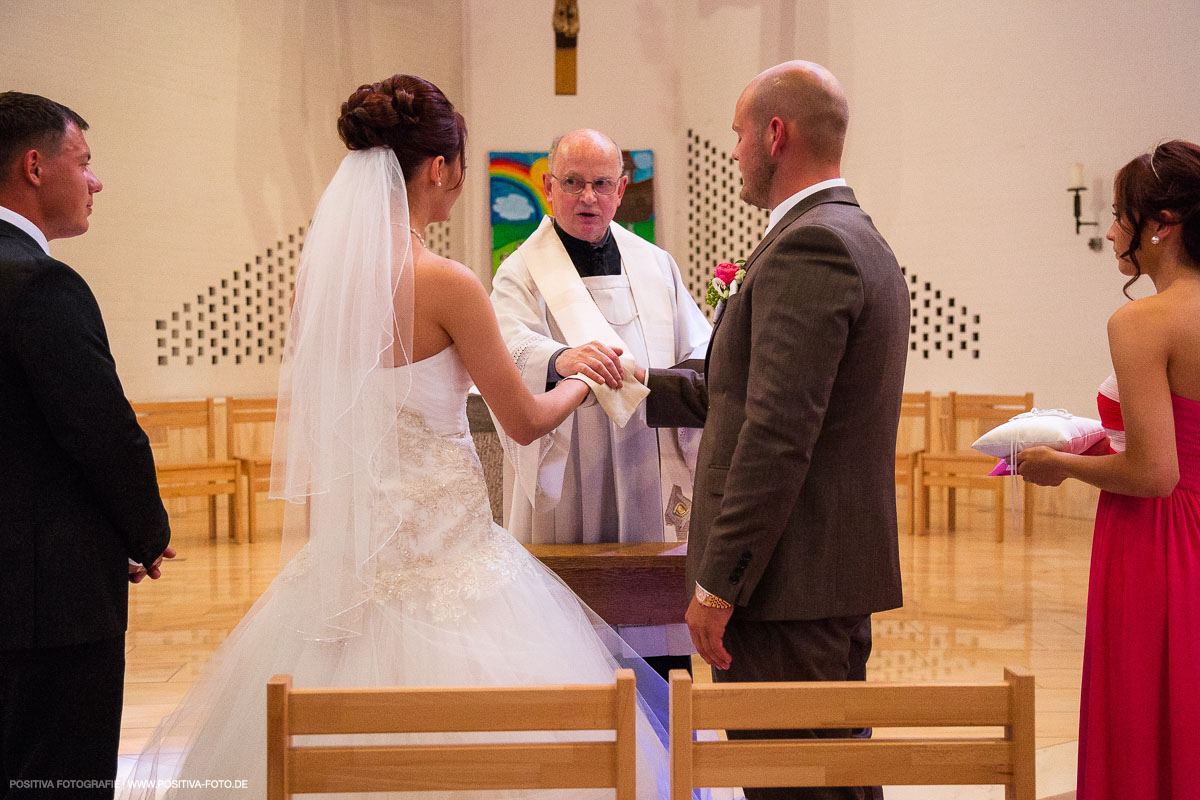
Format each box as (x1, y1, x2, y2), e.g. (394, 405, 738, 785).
(641, 62, 910, 799)
(0, 92, 173, 798)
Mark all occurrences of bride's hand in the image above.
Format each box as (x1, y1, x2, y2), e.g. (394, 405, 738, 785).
(559, 376, 593, 406)
(1015, 446, 1069, 486)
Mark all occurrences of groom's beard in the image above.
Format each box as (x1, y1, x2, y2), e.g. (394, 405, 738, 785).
(737, 149, 775, 210)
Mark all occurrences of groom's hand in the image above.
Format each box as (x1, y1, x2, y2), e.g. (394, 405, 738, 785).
(130, 547, 178, 583)
(686, 595, 734, 671)
(555, 342, 624, 388)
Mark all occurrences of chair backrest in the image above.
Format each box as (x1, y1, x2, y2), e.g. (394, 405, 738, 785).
(668, 667, 1034, 800)
(898, 391, 933, 453)
(132, 399, 218, 461)
(225, 396, 277, 459)
(944, 392, 1034, 451)
(266, 669, 638, 799)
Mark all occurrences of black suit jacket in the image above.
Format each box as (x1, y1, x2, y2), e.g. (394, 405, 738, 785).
(0, 218, 170, 650)
(647, 187, 909, 621)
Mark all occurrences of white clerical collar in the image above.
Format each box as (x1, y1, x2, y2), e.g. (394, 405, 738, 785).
(0, 205, 50, 255)
(765, 178, 848, 235)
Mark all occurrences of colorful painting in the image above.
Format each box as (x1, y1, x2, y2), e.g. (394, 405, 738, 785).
(489, 149, 655, 272)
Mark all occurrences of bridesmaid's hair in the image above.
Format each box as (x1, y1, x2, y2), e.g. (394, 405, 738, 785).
(336, 74, 467, 189)
(1114, 139, 1200, 298)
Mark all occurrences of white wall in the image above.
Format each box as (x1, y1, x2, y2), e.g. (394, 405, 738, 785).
(826, 0, 1200, 414)
(7, 0, 1199, 414)
(1, 0, 463, 400)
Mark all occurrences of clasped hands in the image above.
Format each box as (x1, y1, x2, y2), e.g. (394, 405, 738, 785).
(555, 341, 638, 389)
(129, 546, 178, 584)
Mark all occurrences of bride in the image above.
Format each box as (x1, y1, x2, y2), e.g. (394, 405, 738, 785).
(120, 74, 671, 798)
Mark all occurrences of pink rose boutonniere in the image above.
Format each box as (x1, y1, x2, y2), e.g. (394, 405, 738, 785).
(705, 259, 747, 308)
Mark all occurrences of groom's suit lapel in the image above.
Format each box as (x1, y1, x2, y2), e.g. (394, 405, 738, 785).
(703, 186, 860, 373)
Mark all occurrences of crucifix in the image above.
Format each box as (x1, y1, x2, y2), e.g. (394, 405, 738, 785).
(553, 0, 579, 95)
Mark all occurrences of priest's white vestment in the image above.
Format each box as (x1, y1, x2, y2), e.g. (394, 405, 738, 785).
(490, 217, 710, 656)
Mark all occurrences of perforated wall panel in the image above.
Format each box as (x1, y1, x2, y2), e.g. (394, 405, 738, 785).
(155, 221, 452, 367)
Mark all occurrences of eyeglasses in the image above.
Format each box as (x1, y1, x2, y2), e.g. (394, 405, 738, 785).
(550, 174, 621, 195)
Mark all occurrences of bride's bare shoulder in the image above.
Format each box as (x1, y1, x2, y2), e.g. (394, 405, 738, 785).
(413, 251, 488, 303)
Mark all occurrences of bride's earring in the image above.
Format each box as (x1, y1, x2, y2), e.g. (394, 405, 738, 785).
(1151, 235, 1160, 244)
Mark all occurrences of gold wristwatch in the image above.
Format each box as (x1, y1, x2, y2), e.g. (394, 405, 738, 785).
(695, 584, 732, 609)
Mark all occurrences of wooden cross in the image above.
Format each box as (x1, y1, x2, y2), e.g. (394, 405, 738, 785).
(553, 0, 579, 95)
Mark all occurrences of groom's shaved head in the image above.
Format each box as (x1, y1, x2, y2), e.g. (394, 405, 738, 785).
(744, 61, 848, 165)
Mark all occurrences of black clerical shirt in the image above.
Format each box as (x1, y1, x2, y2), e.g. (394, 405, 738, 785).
(552, 219, 623, 277)
(545, 220, 624, 384)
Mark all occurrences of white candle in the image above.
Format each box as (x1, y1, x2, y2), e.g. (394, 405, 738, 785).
(1069, 162, 1084, 188)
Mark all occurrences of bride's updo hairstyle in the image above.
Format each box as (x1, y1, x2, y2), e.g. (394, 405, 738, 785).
(337, 74, 467, 188)
(1114, 139, 1200, 297)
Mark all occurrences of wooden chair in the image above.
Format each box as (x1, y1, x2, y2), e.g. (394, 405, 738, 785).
(133, 399, 241, 542)
(266, 669, 638, 799)
(225, 396, 277, 543)
(895, 391, 933, 534)
(668, 667, 1035, 800)
(918, 392, 1035, 542)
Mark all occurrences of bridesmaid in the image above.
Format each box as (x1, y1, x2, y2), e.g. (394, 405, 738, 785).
(1018, 141, 1200, 800)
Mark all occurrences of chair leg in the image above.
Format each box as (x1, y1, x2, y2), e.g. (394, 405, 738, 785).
(947, 487, 957, 531)
(902, 482, 912, 537)
(229, 490, 240, 542)
(994, 484, 1005, 543)
(230, 464, 243, 543)
(920, 482, 930, 534)
(1023, 483, 1034, 537)
(247, 487, 257, 544)
(897, 478, 913, 535)
(208, 496, 218, 541)
(246, 466, 257, 544)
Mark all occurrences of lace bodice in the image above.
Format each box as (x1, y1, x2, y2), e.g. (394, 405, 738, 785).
(282, 346, 534, 622)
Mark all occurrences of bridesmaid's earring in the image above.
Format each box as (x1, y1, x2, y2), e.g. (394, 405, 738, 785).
(1151, 235, 1160, 244)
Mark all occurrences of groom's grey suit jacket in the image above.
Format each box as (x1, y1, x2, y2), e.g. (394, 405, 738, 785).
(646, 186, 909, 621)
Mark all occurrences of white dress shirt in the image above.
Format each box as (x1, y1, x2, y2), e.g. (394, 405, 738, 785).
(765, 178, 848, 235)
(0, 204, 50, 255)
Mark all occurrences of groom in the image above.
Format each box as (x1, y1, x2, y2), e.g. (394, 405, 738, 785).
(643, 62, 909, 799)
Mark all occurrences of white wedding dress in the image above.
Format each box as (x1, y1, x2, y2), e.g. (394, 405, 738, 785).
(121, 345, 672, 799)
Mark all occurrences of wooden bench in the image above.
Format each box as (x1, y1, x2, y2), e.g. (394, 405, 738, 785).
(267, 669, 639, 798)
(669, 666, 1035, 799)
(133, 399, 241, 541)
(225, 396, 277, 542)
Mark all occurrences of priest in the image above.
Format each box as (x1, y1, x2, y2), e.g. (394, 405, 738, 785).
(490, 128, 710, 669)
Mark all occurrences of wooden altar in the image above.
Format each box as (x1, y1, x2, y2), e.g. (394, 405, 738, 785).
(526, 542, 689, 627)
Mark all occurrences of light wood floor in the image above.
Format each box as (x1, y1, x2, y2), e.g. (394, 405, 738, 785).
(119, 489, 1092, 759)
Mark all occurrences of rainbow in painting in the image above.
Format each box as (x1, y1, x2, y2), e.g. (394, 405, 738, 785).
(489, 149, 655, 272)
(489, 152, 551, 271)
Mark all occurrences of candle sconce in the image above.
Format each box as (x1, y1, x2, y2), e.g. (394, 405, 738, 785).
(1069, 163, 1105, 252)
